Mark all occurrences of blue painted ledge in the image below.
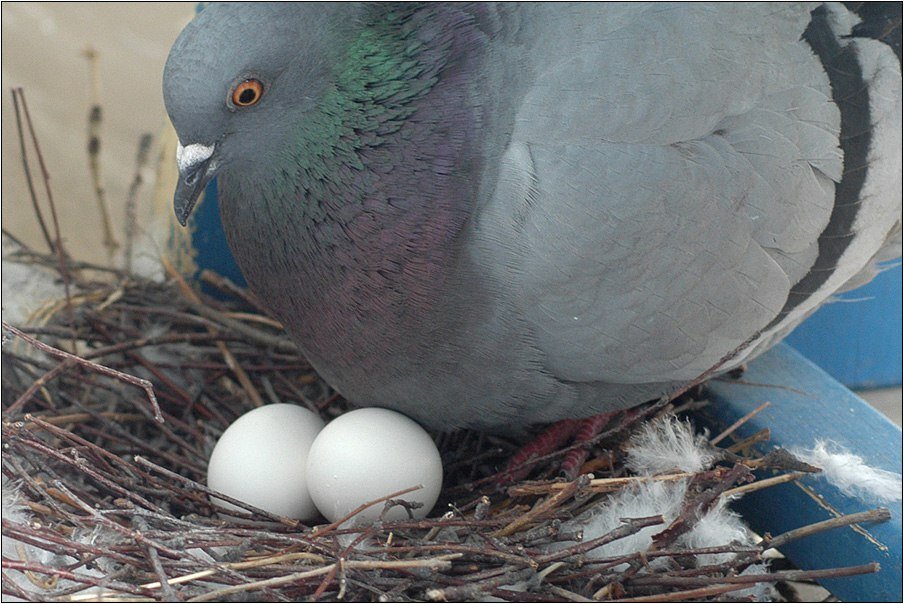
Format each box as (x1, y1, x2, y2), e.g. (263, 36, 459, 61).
(786, 265, 903, 389)
(695, 343, 902, 602)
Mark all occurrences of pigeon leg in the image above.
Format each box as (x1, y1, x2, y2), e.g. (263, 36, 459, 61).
(558, 411, 620, 480)
(497, 418, 580, 484)
(498, 408, 643, 486)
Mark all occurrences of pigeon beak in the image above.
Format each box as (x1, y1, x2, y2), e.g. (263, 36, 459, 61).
(173, 142, 218, 226)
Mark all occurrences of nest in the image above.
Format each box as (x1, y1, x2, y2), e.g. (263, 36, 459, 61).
(1, 88, 889, 603)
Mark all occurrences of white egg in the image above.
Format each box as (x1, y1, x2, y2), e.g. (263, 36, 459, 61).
(306, 408, 443, 524)
(207, 403, 325, 520)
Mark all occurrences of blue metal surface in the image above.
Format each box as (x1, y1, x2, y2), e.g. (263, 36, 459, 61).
(187, 179, 247, 295)
(786, 265, 903, 389)
(697, 344, 902, 602)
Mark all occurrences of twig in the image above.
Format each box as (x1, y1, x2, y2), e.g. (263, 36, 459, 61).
(187, 555, 459, 603)
(132, 455, 301, 527)
(711, 401, 771, 445)
(3, 321, 162, 422)
(725, 427, 771, 453)
(508, 472, 699, 497)
(627, 562, 880, 588)
(199, 270, 270, 314)
(722, 471, 807, 498)
(124, 133, 153, 273)
(83, 46, 119, 261)
(495, 475, 589, 537)
(162, 257, 266, 407)
(10, 89, 53, 253)
(132, 517, 181, 602)
(312, 485, 426, 537)
(611, 582, 749, 602)
(766, 508, 891, 550)
(12, 88, 77, 346)
(6, 358, 75, 417)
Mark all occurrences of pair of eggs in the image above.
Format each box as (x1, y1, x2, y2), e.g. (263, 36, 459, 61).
(207, 405, 443, 523)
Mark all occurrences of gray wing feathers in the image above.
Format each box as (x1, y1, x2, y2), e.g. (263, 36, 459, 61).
(474, 2, 900, 385)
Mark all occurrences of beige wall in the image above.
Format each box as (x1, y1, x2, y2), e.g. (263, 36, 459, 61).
(2, 2, 196, 265)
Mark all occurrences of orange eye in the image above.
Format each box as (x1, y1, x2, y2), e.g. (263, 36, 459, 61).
(231, 79, 264, 107)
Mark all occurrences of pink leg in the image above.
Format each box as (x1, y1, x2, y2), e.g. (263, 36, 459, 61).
(559, 411, 619, 479)
(497, 418, 580, 484)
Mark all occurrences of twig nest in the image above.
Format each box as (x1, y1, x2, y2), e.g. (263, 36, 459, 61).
(306, 408, 443, 523)
(207, 403, 325, 519)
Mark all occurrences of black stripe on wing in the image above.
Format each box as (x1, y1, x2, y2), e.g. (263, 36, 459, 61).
(768, 4, 874, 328)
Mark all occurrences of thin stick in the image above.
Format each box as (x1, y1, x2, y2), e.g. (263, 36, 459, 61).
(186, 555, 459, 603)
(132, 517, 180, 602)
(711, 401, 771, 445)
(725, 427, 771, 453)
(163, 257, 266, 407)
(612, 583, 750, 602)
(312, 485, 425, 537)
(83, 46, 119, 261)
(508, 471, 697, 497)
(6, 358, 74, 416)
(132, 455, 300, 527)
(766, 508, 891, 550)
(722, 471, 807, 498)
(495, 475, 588, 537)
(124, 134, 153, 273)
(10, 89, 54, 253)
(14, 88, 77, 346)
(2, 321, 162, 423)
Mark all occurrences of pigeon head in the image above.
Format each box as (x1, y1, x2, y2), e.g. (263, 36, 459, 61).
(163, 3, 361, 225)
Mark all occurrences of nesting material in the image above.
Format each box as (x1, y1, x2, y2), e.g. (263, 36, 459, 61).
(791, 440, 903, 503)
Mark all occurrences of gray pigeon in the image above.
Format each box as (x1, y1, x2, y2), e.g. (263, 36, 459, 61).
(164, 3, 902, 431)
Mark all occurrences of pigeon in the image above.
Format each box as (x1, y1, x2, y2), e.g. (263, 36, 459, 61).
(163, 3, 902, 431)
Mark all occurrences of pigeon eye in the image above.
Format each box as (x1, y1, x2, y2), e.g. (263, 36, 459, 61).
(231, 79, 264, 107)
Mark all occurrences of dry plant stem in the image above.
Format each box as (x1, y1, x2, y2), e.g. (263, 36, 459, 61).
(495, 475, 589, 537)
(313, 485, 426, 537)
(425, 567, 537, 601)
(185, 299, 298, 353)
(725, 427, 771, 453)
(199, 270, 271, 314)
(132, 455, 301, 527)
(22, 412, 145, 428)
(722, 471, 807, 498)
(12, 88, 77, 346)
(509, 471, 698, 497)
(188, 555, 459, 603)
(610, 582, 750, 602)
(629, 562, 880, 588)
(6, 358, 75, 416)
(132, 516, 181, 602)
(124, 133, 153, 273)
(3, 322, 162, 423)
(163, 257, 266, 408)
(3, 560, 156, 598)
(766, 508, 891, 550)
(83, 47, 120, 261)
(711, 401, 771, 445)
(536, 516, 665, 564)
(10, 89, 54, 253)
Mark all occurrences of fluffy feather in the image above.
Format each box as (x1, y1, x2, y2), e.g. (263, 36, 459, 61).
(625, 415, 716, 475)
(792, 440, 903, 503)
(557, 479, 755, 569)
